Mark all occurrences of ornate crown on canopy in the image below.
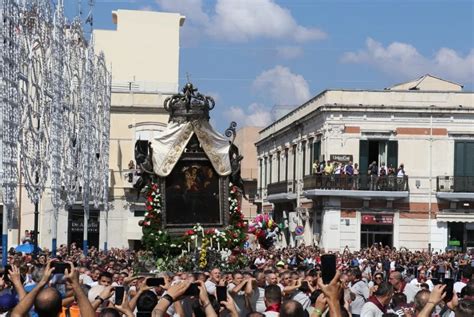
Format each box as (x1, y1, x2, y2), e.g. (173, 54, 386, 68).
(164, 83, 215, 123)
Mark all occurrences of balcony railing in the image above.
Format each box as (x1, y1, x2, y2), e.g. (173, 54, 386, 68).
(437, 176, 474, 192)
(267, 181, 291, 195)
(303, 174, 409, 191)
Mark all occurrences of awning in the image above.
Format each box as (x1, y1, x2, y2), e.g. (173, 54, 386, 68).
(266, 193, 297, 203)
(436, 212, 474, 223)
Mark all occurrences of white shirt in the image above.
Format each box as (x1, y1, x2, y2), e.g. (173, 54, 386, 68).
(264, 312, 279, 317)
(361, 301, 384, 317)
(205, 280, 217, 295)
(454, 281, 466, 294)
(255, 257, 266, 266)
(409, 278, 434, 291)
(256, 287, 266, 313)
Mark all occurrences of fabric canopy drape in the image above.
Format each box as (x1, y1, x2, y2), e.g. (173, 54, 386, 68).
(151, 119, 231, 177)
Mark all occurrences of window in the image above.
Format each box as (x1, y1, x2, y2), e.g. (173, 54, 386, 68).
(277, 151, 281, 182)
(264, 157, 268, 187)
(309, 138, 314, 171)
(259, 159, 263, 189)
(285, 148, 289, 181)
(313, 141, 321, 164)
(134, 210, 146, 217)
(302, 141, 307, 176)
(293, 145, 297, 183)
(269, 155, 273, 184)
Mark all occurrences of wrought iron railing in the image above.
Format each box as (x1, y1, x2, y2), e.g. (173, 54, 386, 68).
(303, 174, 409, 191)
(437, 176, 474, 192)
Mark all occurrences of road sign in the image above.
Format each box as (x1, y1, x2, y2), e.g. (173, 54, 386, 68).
(295, 226, 304, 236)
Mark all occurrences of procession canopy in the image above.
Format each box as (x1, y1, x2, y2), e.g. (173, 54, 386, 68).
(150, 83, 231, 177)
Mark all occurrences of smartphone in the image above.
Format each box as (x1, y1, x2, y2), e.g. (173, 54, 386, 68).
(184, 283, 200, 296)
(115, 286, 125, 305)
(444, 278, 454, 302)
(52, 262, 71, 275)
(3, 265, 11, 283)
(321, 254, 337, 285)
(146, 277, 165, 287)
(216, 285, 227, 304)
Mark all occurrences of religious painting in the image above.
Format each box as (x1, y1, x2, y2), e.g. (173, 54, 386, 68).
(164, 161, 222, 226)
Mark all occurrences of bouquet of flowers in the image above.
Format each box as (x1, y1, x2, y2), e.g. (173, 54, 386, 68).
(248, 213, 279, 249)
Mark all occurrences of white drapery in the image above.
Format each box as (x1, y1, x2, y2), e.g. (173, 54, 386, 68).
(150, 120, 231, 177)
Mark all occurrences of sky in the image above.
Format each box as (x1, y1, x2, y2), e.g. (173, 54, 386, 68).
(66, 0, 474, 132)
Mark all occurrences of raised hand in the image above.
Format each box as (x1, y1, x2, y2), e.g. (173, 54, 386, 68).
(39, 260, 55, 286)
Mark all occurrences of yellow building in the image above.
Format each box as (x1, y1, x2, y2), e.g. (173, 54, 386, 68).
(92, 10, 185, 249)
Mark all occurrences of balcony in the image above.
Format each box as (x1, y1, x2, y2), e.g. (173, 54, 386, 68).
(303, 174, 409, 200)
(436, 176, 474, 202)
(266, 181, 297, 203)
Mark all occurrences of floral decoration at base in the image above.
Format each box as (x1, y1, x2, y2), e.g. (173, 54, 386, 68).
(138, 178, 248, 271)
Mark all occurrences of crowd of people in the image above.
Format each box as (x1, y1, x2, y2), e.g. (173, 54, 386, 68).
(310, 160, 407, 191)
(0, 243, 473, 317)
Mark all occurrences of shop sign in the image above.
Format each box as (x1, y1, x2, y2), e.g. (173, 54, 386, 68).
(70, 219, 99, 233)
(361, 214, 393, 225)
(330, 154, 353, 163)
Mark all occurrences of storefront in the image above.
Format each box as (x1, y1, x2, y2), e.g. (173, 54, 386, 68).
(360, 213, 394, 248)
(447, 222, 474, 252)
(68, 209, 100, 250)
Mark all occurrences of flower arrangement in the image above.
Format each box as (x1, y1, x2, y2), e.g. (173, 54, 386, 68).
(139, 179, 248, 270)
(248, 213, 280, 249)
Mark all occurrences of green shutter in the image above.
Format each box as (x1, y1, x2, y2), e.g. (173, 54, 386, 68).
(314, 141, 321, 162)
(454, 142, 464, 177)
(359, 140, 369, 174)
(465, 142, 474, 176)
(387, 141, 398, 171)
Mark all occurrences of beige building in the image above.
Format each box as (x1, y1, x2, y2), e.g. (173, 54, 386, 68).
(234, 126, 260, 219)
(255, 75, 474, 252)
(16, 9, 185, 250)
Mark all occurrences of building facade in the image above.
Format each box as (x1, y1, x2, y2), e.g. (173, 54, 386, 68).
(255, 75, 474, 252)
(17, 9, 184, 250)
(234, 126, 260, 219)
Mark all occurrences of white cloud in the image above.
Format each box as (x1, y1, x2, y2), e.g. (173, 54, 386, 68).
(226, 103, 272, 127)
(156, 0, 325, 43)
(252, 65, 311, 105)
(276, 46, 304, 59)
(342, 38, 474, 83)
(139, 5, 153, 11)
(209, 0, 325, 42)
(155, 0, 209, 25)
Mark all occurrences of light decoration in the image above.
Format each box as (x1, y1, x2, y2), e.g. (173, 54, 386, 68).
(0, 0, 111, 260)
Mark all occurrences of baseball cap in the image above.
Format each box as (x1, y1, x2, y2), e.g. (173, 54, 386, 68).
(0, 293, 18, 312)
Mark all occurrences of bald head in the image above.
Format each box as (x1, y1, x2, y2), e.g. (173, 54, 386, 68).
(34, 288, 62, 317)
(280, 300, 304, 317)
(414, 290, 430, 313)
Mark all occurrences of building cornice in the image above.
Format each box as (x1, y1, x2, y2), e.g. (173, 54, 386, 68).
(256, 103, 474, 146)
(111, 105, 169, 114)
